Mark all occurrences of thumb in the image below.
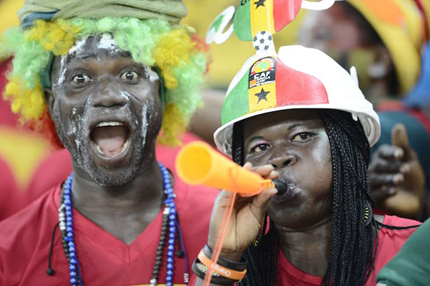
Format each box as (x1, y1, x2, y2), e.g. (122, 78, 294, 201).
(391, 123, 411, 158)
(250, 188, 277, 223)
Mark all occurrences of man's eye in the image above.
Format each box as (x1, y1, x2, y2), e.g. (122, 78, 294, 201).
(71, 74, 92, 85)
(292, 133, 312, 142)
(250, 144, 271, 154)
(120, 71, 139, 81)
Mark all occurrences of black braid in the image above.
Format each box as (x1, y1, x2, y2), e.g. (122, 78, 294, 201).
(231, 110, 418, 286)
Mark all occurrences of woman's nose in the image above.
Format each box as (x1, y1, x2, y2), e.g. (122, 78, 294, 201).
(269, 153, 297, 169)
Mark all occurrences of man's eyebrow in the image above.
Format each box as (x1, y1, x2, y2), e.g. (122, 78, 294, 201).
(69, 50, 131, 60)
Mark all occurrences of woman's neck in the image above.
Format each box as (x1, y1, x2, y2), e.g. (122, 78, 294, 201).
(276, 216, 332, 277)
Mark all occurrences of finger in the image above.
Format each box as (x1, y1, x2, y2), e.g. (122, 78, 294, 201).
(369, 173, 404, 188)
(370, 187, 397, 202)
(267, 170, 280, 180)
(391, 123, 410, 150)
(368, 159, 405, 174)
(250, 188, 278, 221)
(252, 164, 275, 177)
(391, 123, 412, 160)
(243, 162, 253, 171)
(372, 145, 403, 161)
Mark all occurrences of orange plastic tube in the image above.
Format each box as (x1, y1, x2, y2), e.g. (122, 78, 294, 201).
(176, 141, 274, 195)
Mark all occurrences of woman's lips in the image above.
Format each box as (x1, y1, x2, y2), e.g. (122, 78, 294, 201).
(271, 180, 297, 203)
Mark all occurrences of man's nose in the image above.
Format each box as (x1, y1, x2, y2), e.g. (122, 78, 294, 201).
(90, 77, 128, 108)
(268, 148, 297, 169)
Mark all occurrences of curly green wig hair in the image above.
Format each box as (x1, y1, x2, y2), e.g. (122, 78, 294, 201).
(0, 17, 210, 148)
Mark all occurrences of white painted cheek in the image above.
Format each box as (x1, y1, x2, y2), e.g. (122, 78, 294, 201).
(141, 104, 149, 148)
(120, 91, 131, 102)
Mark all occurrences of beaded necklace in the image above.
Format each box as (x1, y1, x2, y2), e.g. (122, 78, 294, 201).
(58, 162, 188, 286)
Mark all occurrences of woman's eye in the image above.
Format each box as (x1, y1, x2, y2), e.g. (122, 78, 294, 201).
(250, 144, 271, 154)
(120, 71, 139, 81)
(292, 132, 312, 142)
(71, 74, 92, 85)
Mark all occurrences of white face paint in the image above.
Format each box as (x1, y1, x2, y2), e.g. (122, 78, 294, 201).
(141, 104, 149, 148)
(144, 65, 160, 83)
(97, 34, 121, 53)
(120, 91, 131, 102)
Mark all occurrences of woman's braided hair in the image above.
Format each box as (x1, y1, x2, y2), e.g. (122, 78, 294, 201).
(232, 109, 417, 286)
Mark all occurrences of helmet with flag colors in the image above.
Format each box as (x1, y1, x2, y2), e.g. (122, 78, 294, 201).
(213, 45, 381, 154)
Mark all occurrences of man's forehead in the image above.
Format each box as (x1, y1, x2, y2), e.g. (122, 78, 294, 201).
(67, 34, 131, 60)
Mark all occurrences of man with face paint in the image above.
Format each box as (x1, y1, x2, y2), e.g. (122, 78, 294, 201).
(0, 1, 218, 285)
(299, 0, 430, 219)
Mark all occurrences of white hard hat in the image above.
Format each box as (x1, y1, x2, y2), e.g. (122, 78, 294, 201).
(214, 45, 381, 155)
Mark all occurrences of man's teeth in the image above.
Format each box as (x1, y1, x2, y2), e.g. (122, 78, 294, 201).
(96, 122, 123, 127)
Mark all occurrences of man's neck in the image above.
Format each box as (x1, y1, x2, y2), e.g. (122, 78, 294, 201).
(69, 159, 165, 245)
(276, 217, 332, 277)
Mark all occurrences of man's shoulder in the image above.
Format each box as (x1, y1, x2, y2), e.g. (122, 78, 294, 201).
(0, 186, 59, 251)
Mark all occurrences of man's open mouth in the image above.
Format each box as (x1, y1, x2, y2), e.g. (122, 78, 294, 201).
(90, 122, 131, 158)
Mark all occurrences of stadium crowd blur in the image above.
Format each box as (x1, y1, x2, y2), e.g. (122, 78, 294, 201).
(0, 0, 429, 221)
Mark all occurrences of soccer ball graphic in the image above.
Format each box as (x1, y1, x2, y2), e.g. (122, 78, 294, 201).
(253, 31, 274, 53)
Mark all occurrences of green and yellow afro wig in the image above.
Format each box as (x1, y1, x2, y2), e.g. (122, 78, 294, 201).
(0, 16, 210, 148)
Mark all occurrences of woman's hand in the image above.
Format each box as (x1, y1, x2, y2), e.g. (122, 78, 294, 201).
(207, 162, 279, 262)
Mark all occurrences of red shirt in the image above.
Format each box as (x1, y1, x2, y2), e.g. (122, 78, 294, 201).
(0, 177, 218, 285)
(0, 157, 20, 220)
(277, 215, 420, 286)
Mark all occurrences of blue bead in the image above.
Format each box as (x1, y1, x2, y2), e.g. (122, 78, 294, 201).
(169, 233, 175, 239)
(167, 251, 173, 257)
(66, 227, 73, 232)
(69, 265, 76, 270)
(69, 252, 76, 258)
(167, 264, 174, 270)
(169, 203, 175, 208)
(170, 209, 176, 215)
(70, 258, 77, 264)
(167, 257, 174, 264)
(70, 271, 77, 277)
(67, 221, 73, 227)
(66, 211, 72, 216)
(166, 276, 172, 282)
(68, 241, 75, 247)
(64, 237, 70, 242)
(168, 239, 175, 245)
(169, 227, 176, 233)
(169, 221, 175, 227)
(70, 278, 77, 284)
(67, 232, 74, 237)
(168, 245, 174, 251)
(69, 247, 75, 252)
(64, 195, 71, 200)
(166, 283, 172, 286)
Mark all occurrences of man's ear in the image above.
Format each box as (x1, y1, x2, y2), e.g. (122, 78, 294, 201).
(44, 88, 55, 114)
